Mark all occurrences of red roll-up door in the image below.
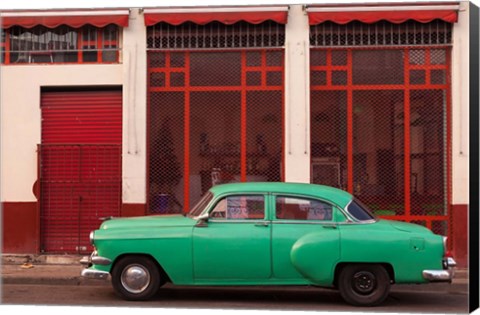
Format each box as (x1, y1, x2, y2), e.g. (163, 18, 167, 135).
(40, 90, 122, 254)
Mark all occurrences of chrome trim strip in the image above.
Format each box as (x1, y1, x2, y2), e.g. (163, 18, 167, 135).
(422, 269, 454, 282)
(81, 268, 110, 280)
(272, 220, 337, 226)
(92, 256, 113, 265)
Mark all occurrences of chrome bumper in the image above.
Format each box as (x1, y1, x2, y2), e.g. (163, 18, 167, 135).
(422, 257, 457, 282)
(80, 251, 112, 267)
(80, 251, 112, 280)
(81, 268, 110, 280)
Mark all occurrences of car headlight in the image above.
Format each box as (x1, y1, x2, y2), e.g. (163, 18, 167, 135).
(89, 231, 95, 245)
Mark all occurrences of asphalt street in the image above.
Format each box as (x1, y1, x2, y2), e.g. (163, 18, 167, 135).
(0, 282, 470, 313)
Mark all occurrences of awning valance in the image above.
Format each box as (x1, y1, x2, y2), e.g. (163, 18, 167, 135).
(307, 5, 459, 25)
(143, 7, 289, 26)
(1, 10, 130, 28)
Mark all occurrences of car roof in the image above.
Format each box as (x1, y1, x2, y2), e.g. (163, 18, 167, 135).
(209, 182, 353, 208)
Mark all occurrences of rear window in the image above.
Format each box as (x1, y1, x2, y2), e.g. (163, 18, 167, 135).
(346, 199, 376, 221)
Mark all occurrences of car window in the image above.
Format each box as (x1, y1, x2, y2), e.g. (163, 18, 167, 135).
(276, 196, 333, 221)
(346, 199, 376, 221)
(210, 195, 265, 220)
(189, 192, 213, 217)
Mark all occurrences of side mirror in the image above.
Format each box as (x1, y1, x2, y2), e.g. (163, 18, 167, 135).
(195, 213, 209, 227)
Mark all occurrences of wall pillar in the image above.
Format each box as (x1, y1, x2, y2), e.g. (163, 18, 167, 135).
(284, 5, 311, 183)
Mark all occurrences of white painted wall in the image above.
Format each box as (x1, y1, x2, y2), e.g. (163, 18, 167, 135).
(0, 64, 123, 202)
(122, 8, 147, 204)
(451, 1, 470, 205)
(284, 4, 311, 183)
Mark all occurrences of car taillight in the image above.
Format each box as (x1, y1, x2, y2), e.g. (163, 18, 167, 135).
(442, 237, 457, 268)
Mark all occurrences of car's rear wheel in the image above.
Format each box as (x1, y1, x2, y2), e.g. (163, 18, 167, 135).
(338, 264, 390, 306)
(111, 256, 163, 301)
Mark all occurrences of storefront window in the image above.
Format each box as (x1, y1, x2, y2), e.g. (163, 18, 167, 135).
(310, 19, 452, 236)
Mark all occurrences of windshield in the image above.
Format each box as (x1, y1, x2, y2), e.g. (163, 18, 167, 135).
(188, 192, 213, 217)
(346, 199, 376, 222)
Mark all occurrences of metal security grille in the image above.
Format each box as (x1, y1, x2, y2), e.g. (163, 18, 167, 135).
(40, 90, 122, 253)
(310, 20, 451, 239)
(147, 21, 285, 49)
(310, 20, 452, 47)
(148, 21, 284, 214)
(39, 144, 122, 253)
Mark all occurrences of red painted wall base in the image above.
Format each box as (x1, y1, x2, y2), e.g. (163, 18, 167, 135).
(121, 203, 146, 217)
(2, 202, 39, 253)
(451, 204, 468, 268)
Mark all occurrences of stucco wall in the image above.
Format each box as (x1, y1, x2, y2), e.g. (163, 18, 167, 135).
(0, 64, 123, 202)
(451, 1, 470, 205)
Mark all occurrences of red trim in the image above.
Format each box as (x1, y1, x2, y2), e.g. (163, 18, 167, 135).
(184, 52, 191, 213)
(346, 50, 354, 193)
(5, 31, 11, 64)
(2, 14, 129, 28)
(144, 11, 288, 26)
(446, 48, 453, 249)
(404, 48, 411, 219)
(241, 51, 248, 182)
(307, 10, 458, 25)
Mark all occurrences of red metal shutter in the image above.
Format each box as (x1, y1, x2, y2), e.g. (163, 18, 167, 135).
(40, 90, 122, 253)
(41, 90, 122, 144)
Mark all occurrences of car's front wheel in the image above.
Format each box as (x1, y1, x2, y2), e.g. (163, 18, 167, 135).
(338, 264, 390, 306)
(111, 256, 163, 301)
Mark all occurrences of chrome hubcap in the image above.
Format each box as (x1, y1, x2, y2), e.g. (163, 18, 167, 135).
(121, 264, 151, 294)
(352, 271, 376, 295)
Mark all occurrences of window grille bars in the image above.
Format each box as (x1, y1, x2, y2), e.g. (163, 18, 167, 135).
(147, 21, 285, 50)
(310, 20, 452, 47)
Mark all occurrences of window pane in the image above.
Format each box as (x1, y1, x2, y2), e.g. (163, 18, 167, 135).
(276, 196, 333, 221)
(352, 50, 404, 85)
(190, 52, 241, 86)
(210, 195, 265, 220)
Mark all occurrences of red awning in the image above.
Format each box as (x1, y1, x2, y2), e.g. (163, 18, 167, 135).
(307, 8, 458, 25)
(1, 10, 130, 28)
(144, 8, 289, 26)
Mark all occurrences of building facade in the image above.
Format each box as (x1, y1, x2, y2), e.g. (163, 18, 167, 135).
(0, 2, 470, 266)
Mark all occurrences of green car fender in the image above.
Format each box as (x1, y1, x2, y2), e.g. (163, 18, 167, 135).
(290, 228, 340, 285)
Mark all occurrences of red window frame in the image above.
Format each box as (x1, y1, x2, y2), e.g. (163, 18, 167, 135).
(147, 48, 285, 212)
(310, 46, 452, 235)
(1, 24, 120, 65)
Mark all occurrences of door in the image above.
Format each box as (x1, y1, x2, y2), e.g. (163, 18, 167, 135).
(40, 90, 122, 253)
(271, 195, 340, 284)
(192, 194, 271, 282)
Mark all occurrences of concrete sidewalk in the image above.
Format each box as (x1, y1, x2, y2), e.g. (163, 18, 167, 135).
(0, 254, 469, 294)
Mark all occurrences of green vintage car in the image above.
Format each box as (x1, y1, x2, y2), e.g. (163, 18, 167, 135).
(80, 182, 456, 306)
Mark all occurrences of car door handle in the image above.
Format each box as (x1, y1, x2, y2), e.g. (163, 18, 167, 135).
(255, 222, 269, 227)
(322, 225, 337, 229)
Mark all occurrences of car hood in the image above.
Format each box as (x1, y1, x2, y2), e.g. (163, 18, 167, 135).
(99, 214, 196, 230)
(384, 219, 433, 234)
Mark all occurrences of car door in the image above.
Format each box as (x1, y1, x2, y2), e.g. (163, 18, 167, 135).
(192, 194, 272, 282)
(271, 194, 341, 284)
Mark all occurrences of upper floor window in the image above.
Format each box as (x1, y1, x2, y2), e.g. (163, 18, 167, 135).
(0, 24, 120, 64)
